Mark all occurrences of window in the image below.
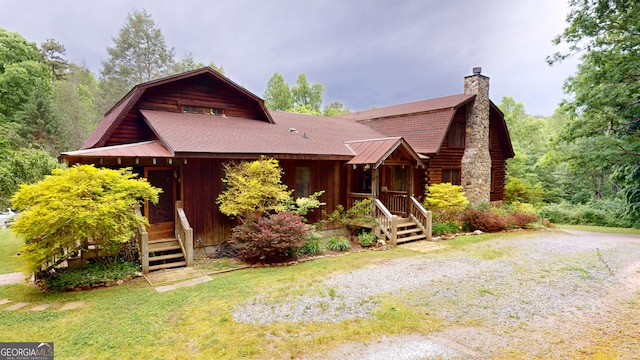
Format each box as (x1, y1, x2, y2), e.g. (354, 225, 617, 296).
(442, 168, 461, 185)
(181, 105, 225, 116)
(448, 121, 465, 147)
(295, 167, 311, 197)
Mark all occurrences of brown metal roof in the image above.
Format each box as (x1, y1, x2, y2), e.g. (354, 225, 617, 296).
(345, 137, 425, 169)
(63, 140, 173, 158)
(139, 109, 388, 157)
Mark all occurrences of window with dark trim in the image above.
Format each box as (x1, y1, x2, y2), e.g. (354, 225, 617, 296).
(295, 167, 311, 197)
(448, 121, 465, 148)
(181, 105, 226, 116)
(442, 168, 461, 185)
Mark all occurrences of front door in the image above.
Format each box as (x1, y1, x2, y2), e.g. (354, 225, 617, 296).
(145, 167, 176, 240)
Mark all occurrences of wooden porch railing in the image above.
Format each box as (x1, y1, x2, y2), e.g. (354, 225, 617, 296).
(373, 199, 399, 246)
(408, 196, 432, 241)
(382, 190, 408, 215)
(175, 200, 193, 267)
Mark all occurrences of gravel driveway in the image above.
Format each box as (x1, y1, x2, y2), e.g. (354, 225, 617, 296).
(232, 229, 640, 358)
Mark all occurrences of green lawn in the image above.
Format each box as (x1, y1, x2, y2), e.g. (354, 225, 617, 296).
(0, 229, 25, 273)
(0, 246, 433, 359)
(557, 224, 640, 235)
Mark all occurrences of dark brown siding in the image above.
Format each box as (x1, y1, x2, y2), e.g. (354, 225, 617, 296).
(105, 114, 154, 146)
(136, 76, 265, 120)
(180, 158, 346, 247)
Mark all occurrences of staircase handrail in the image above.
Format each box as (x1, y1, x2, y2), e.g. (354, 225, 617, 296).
(373, 199, 399, 246)
(408, 196, 432, 241)
(175, 201, 193, 267)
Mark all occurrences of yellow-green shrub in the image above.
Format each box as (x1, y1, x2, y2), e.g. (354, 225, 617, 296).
(423, 182, 469, 222)
(11, 165, 160, 274)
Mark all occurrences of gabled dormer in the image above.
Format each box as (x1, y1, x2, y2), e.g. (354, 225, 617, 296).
(82, 67, 273, 149)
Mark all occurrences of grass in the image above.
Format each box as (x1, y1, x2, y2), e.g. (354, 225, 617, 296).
(0, 242, 429, 359)
(557, 224, 640, 235)
(2, 227, 638, 358)
(0, 229, 25, 273)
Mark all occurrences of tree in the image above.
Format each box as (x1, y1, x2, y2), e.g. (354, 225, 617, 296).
(291, 74, 324, 113)
(51, 64, 101, 152)
(0, 28, 42, 73)
(99, 9, 175, 112)
(11, 165, 160, 273)
(549, 0, 640, 223)
(216, 157, 292, 218)
(323, 101, 350, 116)
(0, 147, 57, 209)
(40, 38, 68, 81)
(263, 72, 293, 111)
(172, 52, 223, 75)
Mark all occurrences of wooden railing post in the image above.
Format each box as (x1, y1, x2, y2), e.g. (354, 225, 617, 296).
(175, 200, 193, 267)
(426, 210, 432, 241)
(140, 231, 149, 274)
(390, 215, 399, 247)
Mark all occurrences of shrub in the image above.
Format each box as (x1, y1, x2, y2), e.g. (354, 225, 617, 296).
(11, 165, 160, 274)
(507, 212, 538, 229)
(216, 157, 292, 218)
(41, 261, 139, 292)
(323, 198, 375, 236)
(230, 211, 311, 261)
(432, 221, 460, 236)
(326, 236, 351, 251)
(463, 208, 508, 232)
(423, 183, 469, 222)
(357, 231, 376, 247)
(538, 200, 631, 228)
(504, 177, 544, 204)
(289, 191, 326, 219)
(299, 233, 324, 256)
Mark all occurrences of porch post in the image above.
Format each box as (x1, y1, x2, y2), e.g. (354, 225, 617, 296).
(372, 167, 380, 199)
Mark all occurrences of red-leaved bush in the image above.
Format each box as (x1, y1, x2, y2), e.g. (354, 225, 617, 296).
(463, 208, 508, 232)
(230, 211, 311, 261)
(507, 212, 538, 229)
(463, 207, 539, 232)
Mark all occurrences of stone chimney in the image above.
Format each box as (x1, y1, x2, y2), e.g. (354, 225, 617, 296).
(461, 67, 491, 206)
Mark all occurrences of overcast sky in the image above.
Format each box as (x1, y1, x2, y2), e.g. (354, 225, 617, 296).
(1, 0, 578, 116)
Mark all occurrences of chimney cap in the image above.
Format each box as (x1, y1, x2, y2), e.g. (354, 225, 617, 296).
(472, 67, 482, 75)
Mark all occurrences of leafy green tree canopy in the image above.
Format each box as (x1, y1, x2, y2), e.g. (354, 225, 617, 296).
(11, 165, 160, 273)
(263, 72, 293, 111)
(549, 0, 640, 222)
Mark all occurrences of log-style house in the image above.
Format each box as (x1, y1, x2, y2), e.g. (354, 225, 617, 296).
(62, 67, 513, 273)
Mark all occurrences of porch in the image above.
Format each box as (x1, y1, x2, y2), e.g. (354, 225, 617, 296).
(345, 137, 432, 245)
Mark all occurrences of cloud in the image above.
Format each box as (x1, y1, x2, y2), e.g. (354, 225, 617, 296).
(1, 0, 576, 116)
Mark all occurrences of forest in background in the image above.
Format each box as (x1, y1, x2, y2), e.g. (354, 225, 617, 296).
(1, 2, 638, 228)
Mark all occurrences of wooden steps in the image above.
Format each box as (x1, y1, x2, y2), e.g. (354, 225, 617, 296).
(376, 217, 428, 244)
(148, 238, 187, 272)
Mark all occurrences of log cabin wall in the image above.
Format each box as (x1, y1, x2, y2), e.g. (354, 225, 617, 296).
(422, 107, 466, 189)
